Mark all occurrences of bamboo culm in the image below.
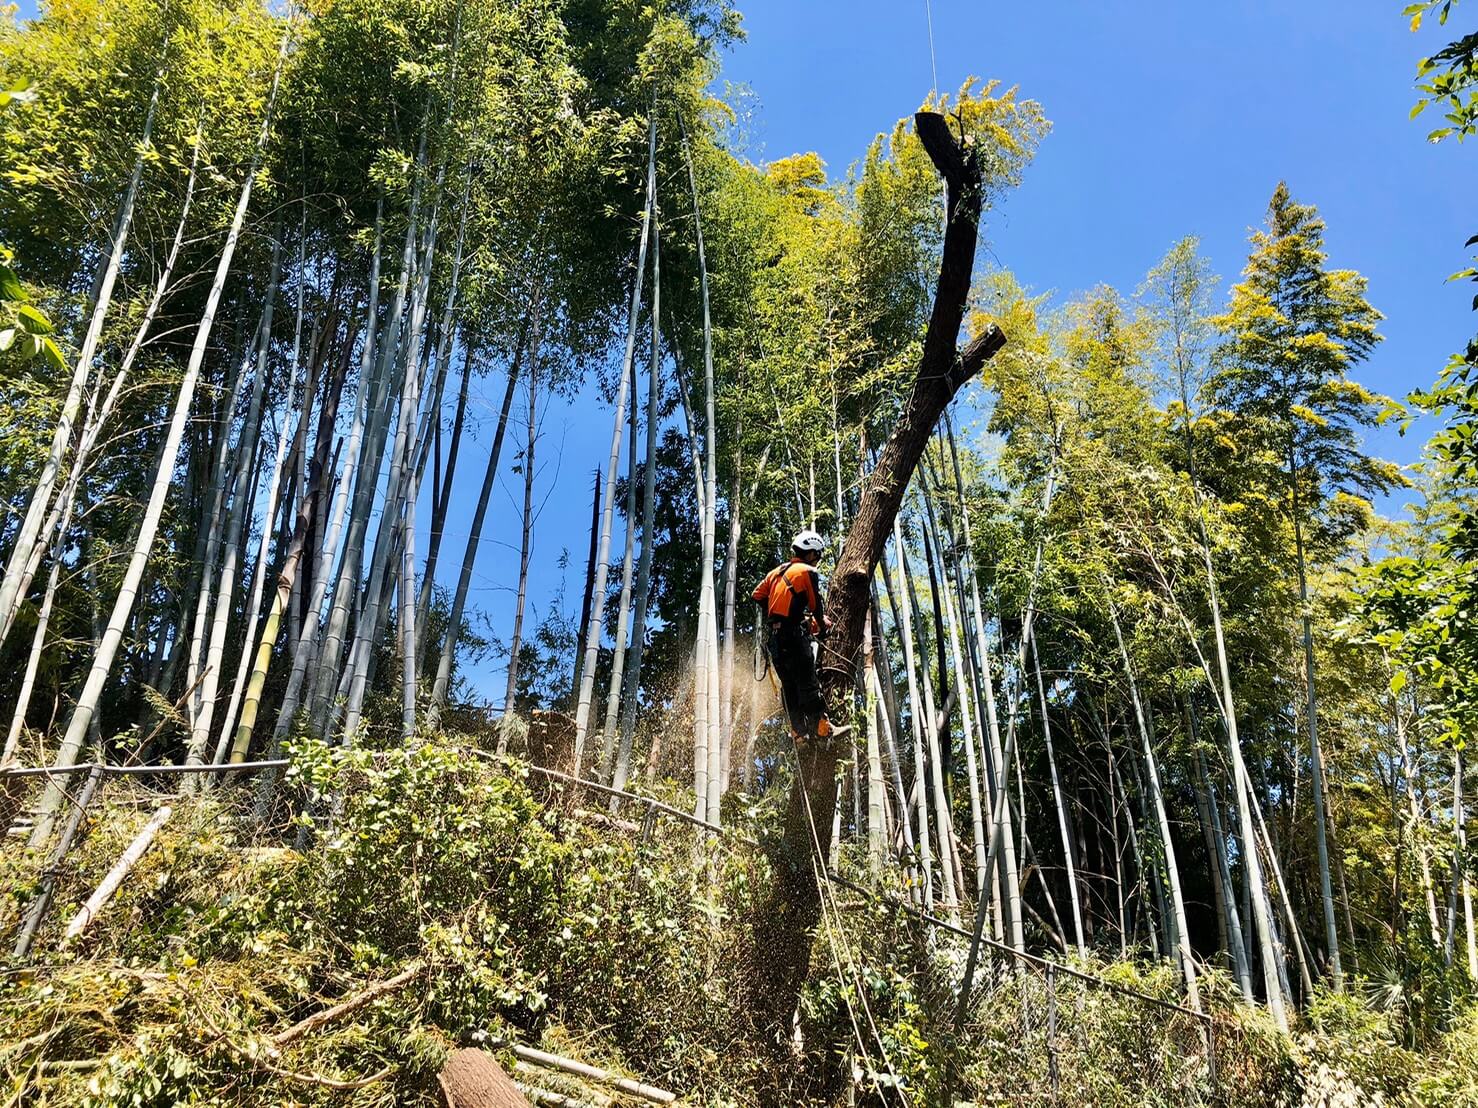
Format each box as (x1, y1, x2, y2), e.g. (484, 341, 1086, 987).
(29, 34, 289, 845)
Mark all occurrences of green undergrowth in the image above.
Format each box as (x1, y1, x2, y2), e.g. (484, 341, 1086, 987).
(1, 735, 1475, 1106)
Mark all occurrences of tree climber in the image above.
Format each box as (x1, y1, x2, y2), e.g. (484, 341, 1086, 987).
(752, 529, 848, 745)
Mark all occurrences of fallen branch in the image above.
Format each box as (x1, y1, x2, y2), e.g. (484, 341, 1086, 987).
(261, 1060, 392, 1089)
(60, 804, 172, 947)
(272, 961, 425, 1047)
(512, 1062, 612, 1107)
(509, 1045, 675, 1105)
(572, 808, 640, 835)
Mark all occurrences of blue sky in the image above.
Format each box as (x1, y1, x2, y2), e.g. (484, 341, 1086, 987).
(14, 1, 1478, 705)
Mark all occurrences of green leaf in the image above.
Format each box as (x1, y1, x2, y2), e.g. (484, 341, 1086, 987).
(15, 303, 51, 334)
(41, 337, 65, 373)
(1412, 99, 1430, 119)
(0, 265, 25, 302)
(0, 327, 15, 353)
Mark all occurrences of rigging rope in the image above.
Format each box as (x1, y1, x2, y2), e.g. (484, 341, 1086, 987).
(924, 0, 939, 94)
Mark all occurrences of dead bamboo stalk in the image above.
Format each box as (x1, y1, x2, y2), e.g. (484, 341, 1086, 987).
(60, 804, 172, 947)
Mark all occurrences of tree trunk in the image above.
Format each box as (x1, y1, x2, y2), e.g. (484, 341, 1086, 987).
(1106, 599, 1200, 1007)
(570, 468, 601, 712)
(1032, 633, 1085, 956)
(751, 111, 1004, 1040)
(1197, 745, 1254, 1002)
(186, 234, 284, 767)
(427, 302, 538, 727)
(216, 221, 312, 762)
(29, 34, 288, 845)
(264, 212, 383, 751)
(902, 536, 957, 915)
(571, 115, 656, 773)
(500, 362, 538, 746)
(309, 201, 407, 732)
(888, 524, 936, 911)
(598, 360, 640, 777)
(415, 172, 474, 639)
(1290, 458, 1342, 989)
(679, 115, 723, 827)
(611, 188, 663, 795)
(0, 62, 164, 646)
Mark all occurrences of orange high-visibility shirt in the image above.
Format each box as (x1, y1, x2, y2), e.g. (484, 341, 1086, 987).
(752, 558, 824, 625)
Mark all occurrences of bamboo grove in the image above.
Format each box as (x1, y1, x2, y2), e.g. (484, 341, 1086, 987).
(5, 0, 1478, 1058)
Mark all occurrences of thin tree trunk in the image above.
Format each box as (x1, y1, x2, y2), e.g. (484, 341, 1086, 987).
(233, 450, 331, 767)
(0, 60, 165, 646)
(679, 114, 723, 827)
(571, 114, 656, 774)
(186, 234, 284, 767)
(611, 177, 662, 794)
(1396, 703, 1443, 944)
(598, 360, 640, 777)
(959, 454, 1056, 1020)
(1106, 598, 1199, 1008)
(889, 525, 936, 912)
(2, 493, 76, 764)
(1198, 742, 1254, 1000)
(215, 223, 312, 762)
(6, 123, 203, 640)
(1190, 486, 1290, 1027)
(29, 34, 288, 845)
(500, 362, 538, 746)
(309, 200, 408, 732)
(414, 171, 474, 639)
(1289, 456, 1342, 989)
(426, 302, 538, 727)
(943, 420, 1023, 949)
(1197, 747, 1254, 1000)
(901, 535, 958, 915)
(266, 213, 383, 750)
(571, 468, 601, 712)
(929, 510, 988, 910)
(865, 652, 887, 870)
(1032, 633, 1085, 956)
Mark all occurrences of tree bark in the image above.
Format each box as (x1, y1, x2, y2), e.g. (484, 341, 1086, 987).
(750, 111, 1004, 1041)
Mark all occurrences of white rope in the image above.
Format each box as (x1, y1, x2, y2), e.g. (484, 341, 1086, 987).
(924, 0, 939, 94)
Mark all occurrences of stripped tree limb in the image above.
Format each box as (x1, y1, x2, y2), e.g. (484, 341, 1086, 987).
(272, 962, 425, 1047)
(60, 804, 172, 947)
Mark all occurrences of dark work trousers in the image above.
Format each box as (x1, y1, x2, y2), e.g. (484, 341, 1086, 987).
(767, 621, 826, 737)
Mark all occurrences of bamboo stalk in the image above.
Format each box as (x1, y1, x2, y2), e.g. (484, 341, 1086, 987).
(60, 805, 172, 947)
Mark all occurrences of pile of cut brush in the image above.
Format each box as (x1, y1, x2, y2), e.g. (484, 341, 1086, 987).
(0, 737, 767, 1105)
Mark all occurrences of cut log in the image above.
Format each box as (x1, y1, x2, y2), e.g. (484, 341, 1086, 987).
(439, 1048, 532, 1108)
(60, 804, 172, 947)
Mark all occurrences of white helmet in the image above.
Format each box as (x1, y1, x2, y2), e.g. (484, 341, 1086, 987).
(792, 529, 826, 554)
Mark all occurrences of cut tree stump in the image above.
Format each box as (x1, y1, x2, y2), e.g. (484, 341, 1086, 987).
(438, 1048, 532, 1108)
